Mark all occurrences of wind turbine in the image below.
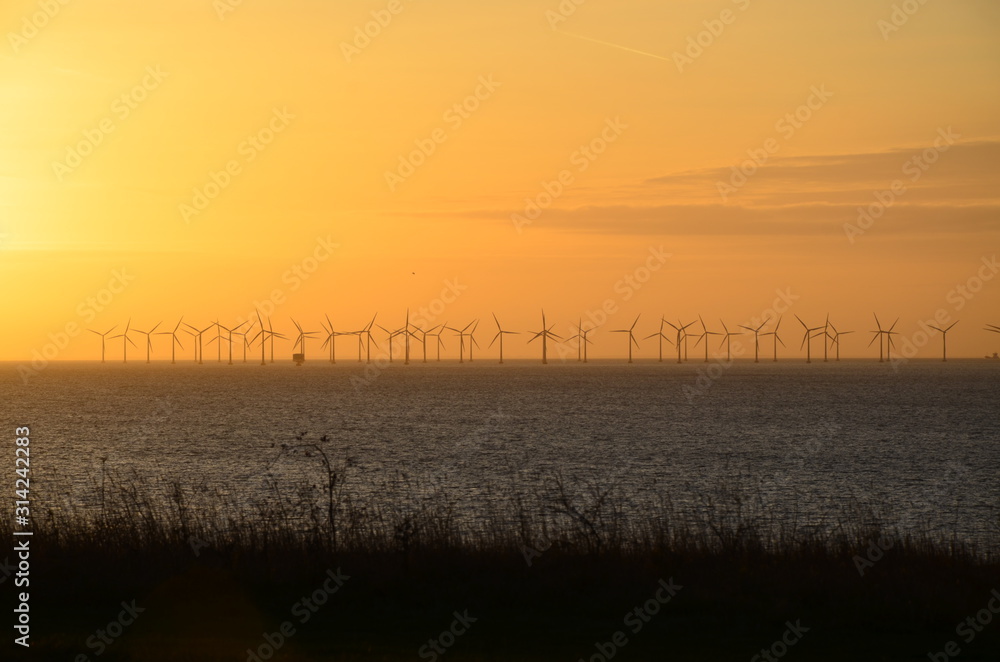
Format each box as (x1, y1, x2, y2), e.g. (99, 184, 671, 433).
(89, 325, 117, 363)
(213, 321, 247, 365)
(718, 320, 742, 362)
(363, 314, 379, 363)
(664, 319, 696, 364)
(135, 322, 161, 364)
(251, 311, 272, 365)
(428, 323, 446, 361)
(528, 310, 562, 364)
(267, 317, 283, 364)
(377, 323, 406, 363)
(827, 322, 853, 362)
(489, 313, 519, 364)
(694, 316, 722, 363)
(232, 320, 254, 363)
(207, 321, 224, 363)
(986, 323, 1000, 334)
(794, 315, 825, 363)
(611, 314, 641, 363)
(869, 315, 898, 362)
(110, 319, 138, 363)
(739, 320, 768, 363)
(320, 315, 339, 364)
(644, 318, 673, 363)
(156, 318, 184, 364)
(402, 309, 420, 365)
(929, 321, 958, 362)
(763, 316, 785, 362)
(184, 322, 213, 364)
(292, 319, 320, 361)
(414, 324, 438, 363)
(577, 321, 595, 363)
(821, 315, 831, 362)
(447, 321, 477, 363)
(467, 320, 480, 361)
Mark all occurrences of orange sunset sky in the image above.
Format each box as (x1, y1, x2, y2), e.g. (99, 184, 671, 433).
(2, 0, 999, 362)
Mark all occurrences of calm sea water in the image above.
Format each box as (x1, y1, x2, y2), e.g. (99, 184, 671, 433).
(3, 359, 998, 545)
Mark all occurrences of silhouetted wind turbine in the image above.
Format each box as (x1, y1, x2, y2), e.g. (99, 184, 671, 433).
(665, 319, 696, 364)
(821, 315, 831, 362)
(267, 317, 283, 364)
(89, 325, 117, 363)
(694, 316, 722, 363)
(928, 321, 958, 362)
(717, 320, 742, 362)
(428, 323, 446, 361)
(528, 310, 562, 364)
(826, 322, 853, 362)
(207, 321, 224, 363)
(489, 313, 519, 364)
(578, 321, 595, 363)
(644, 318, 673, 363)
(110, 319, 138, 363)
(377, 323, 403, 363)
(415, 324, 438, 363)
(320, 314, 339, 364)
(363, 314, 379, 363)
(795, 315, 824, 363)
(447, 321, 477, 363)
(611, 314, 641, 363)
(233, 321, 253, 363)
(468, 320, 481, 362)
(251, 311, 271, 365)
(156, 318, 184, 364)
(739, 320, 768, 363)
(136, 321, 161, 364)
(214, 321, 247, 365)
(292, 319, 320, 360)
(764, 316, 785, 362)
(871, 315, 899, 362)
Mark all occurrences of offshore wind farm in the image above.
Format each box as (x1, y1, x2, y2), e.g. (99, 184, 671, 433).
(81, 310, 1000, 365)
(4, 1, 1000, 659)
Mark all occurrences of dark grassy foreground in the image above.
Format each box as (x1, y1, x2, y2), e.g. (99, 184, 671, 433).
(11, 454, 1000, 661)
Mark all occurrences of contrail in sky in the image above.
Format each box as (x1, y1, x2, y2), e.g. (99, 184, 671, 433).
(555, 30, 671, 62)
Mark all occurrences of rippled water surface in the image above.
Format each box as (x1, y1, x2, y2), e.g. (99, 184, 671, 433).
(3, 360, 998, 544)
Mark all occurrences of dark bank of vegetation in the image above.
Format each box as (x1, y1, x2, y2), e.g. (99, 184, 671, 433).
(12, 440, 1000, 661)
